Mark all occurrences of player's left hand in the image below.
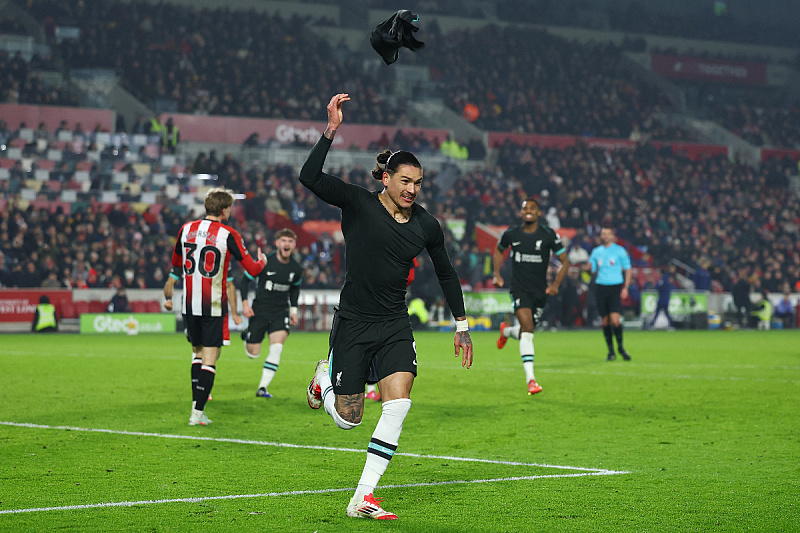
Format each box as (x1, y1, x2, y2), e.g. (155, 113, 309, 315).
(454, 331, 473, 369)
(163, 300, 173, 311)
(231, 313, 242, 325)
(257, 247, 267, 264)
(290, 313, 298, 326)
(546, 284, 559, 296)
(621, 287, 629, 300)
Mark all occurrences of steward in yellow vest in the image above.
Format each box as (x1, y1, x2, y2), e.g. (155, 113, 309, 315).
(32, 295, 58, 332)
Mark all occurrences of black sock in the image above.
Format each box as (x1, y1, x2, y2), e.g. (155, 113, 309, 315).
(191, 359, 202, 403)
(194, 365, 216, 411)
(603, 326, 614, 352)
(613, 325, 624, 351)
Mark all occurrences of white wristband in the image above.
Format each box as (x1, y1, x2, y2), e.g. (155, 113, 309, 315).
(455, 319, 469, 332)
(290, 306, 298, 315)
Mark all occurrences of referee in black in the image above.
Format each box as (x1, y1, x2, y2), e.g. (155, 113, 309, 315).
(301, 93, 473, 520)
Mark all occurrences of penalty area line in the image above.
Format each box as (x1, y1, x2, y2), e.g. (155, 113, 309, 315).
(0, 421, 628, 474)
(0, 471, 625, 515)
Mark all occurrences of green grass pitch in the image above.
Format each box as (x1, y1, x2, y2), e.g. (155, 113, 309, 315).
(1, 329, 798, 531)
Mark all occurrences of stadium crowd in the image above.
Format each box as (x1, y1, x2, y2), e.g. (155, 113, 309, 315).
(20, 0, 403, 126)
(2, 115, 799, 328)
(4, 0, 797, 149)
(2, 0, 799, 328)
(0, 49, 78, 107)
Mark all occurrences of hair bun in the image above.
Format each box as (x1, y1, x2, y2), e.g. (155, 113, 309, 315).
(377, 150, 392, 166)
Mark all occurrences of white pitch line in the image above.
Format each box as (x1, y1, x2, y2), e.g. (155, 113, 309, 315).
(1, 421, 627, 474)
(0, 421, 629, 516)
(0, 472, 622, 515)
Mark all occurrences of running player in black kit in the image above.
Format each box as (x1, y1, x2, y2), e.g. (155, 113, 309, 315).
(493, 197, 568, 395)
(240, 228, 304, 398)
(302, 93, 473, 520)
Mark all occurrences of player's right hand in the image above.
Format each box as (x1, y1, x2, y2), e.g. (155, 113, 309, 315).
(492, 275, 504, 288)
(163, 300, 173, 311)
(327, 93, 350, 130)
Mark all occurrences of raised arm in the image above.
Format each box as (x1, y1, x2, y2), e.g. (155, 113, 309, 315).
(298, 94, 353, 206)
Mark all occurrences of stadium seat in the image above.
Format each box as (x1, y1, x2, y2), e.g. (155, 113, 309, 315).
(59, 301, 76, 319)
(36, 159, 56, 171)
(73, 301, 90, 316)
(146, 300, 162, 313)
(88, 301, 107, 313)
(130, 301, 147, 313)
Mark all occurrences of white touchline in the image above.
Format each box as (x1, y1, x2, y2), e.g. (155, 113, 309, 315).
(0, 421, 630, 515)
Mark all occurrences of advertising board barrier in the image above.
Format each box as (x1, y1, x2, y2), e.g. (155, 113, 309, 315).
(80, 313, 176, 335)
(640, 291, 708, 323)
(463, 291, 514, 315)
(0, 290, 73, 323)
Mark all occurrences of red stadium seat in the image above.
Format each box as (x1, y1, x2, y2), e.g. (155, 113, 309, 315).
(36, 159, 56, 171)
(73, 301, 90, 316)
(59, 301, 76, 319)
(88, 301, 107, 313)
(146, 300, 162, 313)
(130, 301, 147, 313)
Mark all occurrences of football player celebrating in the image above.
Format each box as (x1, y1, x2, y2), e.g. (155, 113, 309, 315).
(240, 228, 304, 398)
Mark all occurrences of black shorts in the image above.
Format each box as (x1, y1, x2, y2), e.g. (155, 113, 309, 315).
(510, 290, 547, 326)
(244, 308, 290, 344)
(595, 284, 623, 316)
(328, 311, 417, 395)
(184, 314, 225, 348)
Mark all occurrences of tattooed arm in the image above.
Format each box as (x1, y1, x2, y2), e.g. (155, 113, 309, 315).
(454, 316, 473, 369)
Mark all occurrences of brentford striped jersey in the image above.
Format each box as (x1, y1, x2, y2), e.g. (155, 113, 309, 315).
(171, 218, 264, 317)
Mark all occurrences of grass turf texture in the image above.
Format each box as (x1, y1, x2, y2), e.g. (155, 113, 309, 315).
(1, 330, 797, 532)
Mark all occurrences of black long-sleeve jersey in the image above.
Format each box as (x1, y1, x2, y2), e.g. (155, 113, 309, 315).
(299, 135, 465, 321)
(240, 252, 303, 311)
(498, 224, 564, 297)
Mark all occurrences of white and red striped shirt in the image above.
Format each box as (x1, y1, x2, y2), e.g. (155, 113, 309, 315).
(172, 219, 264, 317)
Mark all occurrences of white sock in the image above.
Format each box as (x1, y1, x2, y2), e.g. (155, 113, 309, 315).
(520, 331, 535, 381)
(354, 398, 412, 500)
(258, 343, 283, 389)
(505, 324, 521, 339)
(318, 365, 336, 417)
(366, 384, 377, 393)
